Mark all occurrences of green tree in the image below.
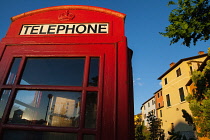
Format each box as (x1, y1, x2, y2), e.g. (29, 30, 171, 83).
(181, 109, 196, 131)
(135, 123, 150, 140)
(147, 112, 164, 140)
(186, 48, 210, 138)
(134, 114, 150, 140)
(168, 129, 185, 140)
(160, 0, 210, 47)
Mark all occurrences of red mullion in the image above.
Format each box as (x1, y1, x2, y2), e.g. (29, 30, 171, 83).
(2, 124, 82, 133)
(13, 85, 85, 91)
(95, 54, 104, 140)
(0, 85, 98, 92)
(79, 56, 90, 140)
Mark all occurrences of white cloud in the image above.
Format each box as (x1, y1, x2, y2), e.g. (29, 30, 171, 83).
(137, 78, 141, 81)
(137, 82, 143, 86)
(133, 77, 143, 86)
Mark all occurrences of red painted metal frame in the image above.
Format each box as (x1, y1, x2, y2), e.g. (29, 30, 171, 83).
(0, 5, 134, 140)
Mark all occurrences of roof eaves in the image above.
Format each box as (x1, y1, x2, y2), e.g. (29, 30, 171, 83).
(153, 88, 162, 95)
(186, 56, 210, 86)
(141, 95, 155, 106)
(157, 54, 207, 80)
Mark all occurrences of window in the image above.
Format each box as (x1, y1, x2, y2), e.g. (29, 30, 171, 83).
(171, 123, 174, 131)
(158, 93, 160, 98)
(158, 103, 160, 108)
(176, 68, 182, 77)
(148, 102, 150, 107)
(166, 94, 171, 107)
(0, 56, 100, 140)
(5, 58, 21, 85)
(179, 87, 185, 102)
(190, 66, 193, 75)
(160, 110, 162, 117)
(164, 78, 168, 85)
(8, 90, 82, 127)
(19, 58, 85, 86)
(0, 90, 11, 119)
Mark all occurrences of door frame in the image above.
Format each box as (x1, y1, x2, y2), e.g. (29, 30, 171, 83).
(0, 44, 117, 140)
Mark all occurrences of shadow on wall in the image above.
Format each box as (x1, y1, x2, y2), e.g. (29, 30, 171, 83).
(168, 121, 196, 140)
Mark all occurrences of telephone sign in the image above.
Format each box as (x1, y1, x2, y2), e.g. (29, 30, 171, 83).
(20, 23, 109, 35)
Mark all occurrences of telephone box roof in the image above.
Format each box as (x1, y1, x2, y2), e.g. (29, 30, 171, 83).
(11, 5, 126, 21)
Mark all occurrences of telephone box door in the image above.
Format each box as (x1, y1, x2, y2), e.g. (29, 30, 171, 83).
(0, 44, 116, 140)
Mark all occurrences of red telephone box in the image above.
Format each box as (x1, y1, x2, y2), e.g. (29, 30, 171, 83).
(0, 5, 134, 140)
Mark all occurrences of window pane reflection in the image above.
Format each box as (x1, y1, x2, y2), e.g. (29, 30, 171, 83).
(3, 130, 77, 140)
(85, 92, 97, 128)
(0, 90, 11, 121)
(83, 134, 95, 140)
(20, 58, 85, 86)
(88, 58, 99, 87)
(8, 90, 81, 127)
(6, 58, 21, 85)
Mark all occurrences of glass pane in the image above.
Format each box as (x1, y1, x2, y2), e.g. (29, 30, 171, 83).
(6, 58, 21, 85)
(83, 134, 95, 140)
(3, 130, 77, 140)
(8, 90, 81, 127)
(20, 58, 85, 86)
(88, 57, 99, 87)
(0, 90, 11, 121)
(85, 92, 97, 128)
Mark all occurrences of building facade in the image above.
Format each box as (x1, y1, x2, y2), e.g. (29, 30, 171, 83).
(154, 89, 163, 119)
(141, 96, 156, 127)
(158, 52, 207, 139)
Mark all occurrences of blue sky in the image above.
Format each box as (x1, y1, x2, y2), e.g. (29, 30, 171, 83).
(1, 0, 209, 115)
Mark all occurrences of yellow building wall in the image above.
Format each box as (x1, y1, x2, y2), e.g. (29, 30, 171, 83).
(160, 57, 206, 139)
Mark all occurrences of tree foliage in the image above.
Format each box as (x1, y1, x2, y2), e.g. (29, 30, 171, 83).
(186, 48, 210, 138)
(181, 109, 196, 131)
(168, 129, 188, 140)
(135, 123, 150, 140)
(147, 112, 164, 140)
(134, 114, 150, 140)
(160, 0, 210, 47)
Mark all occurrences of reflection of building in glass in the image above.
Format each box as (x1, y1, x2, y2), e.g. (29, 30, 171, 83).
(48, 96, 80, 127)
(6, 72, 16, 84)
(33, 91, 42, 108)
(13, 109, 23, 120)
(12, 109, 24, 123)
(0, 90, 11, 119)
(21, 91, 42, 121)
